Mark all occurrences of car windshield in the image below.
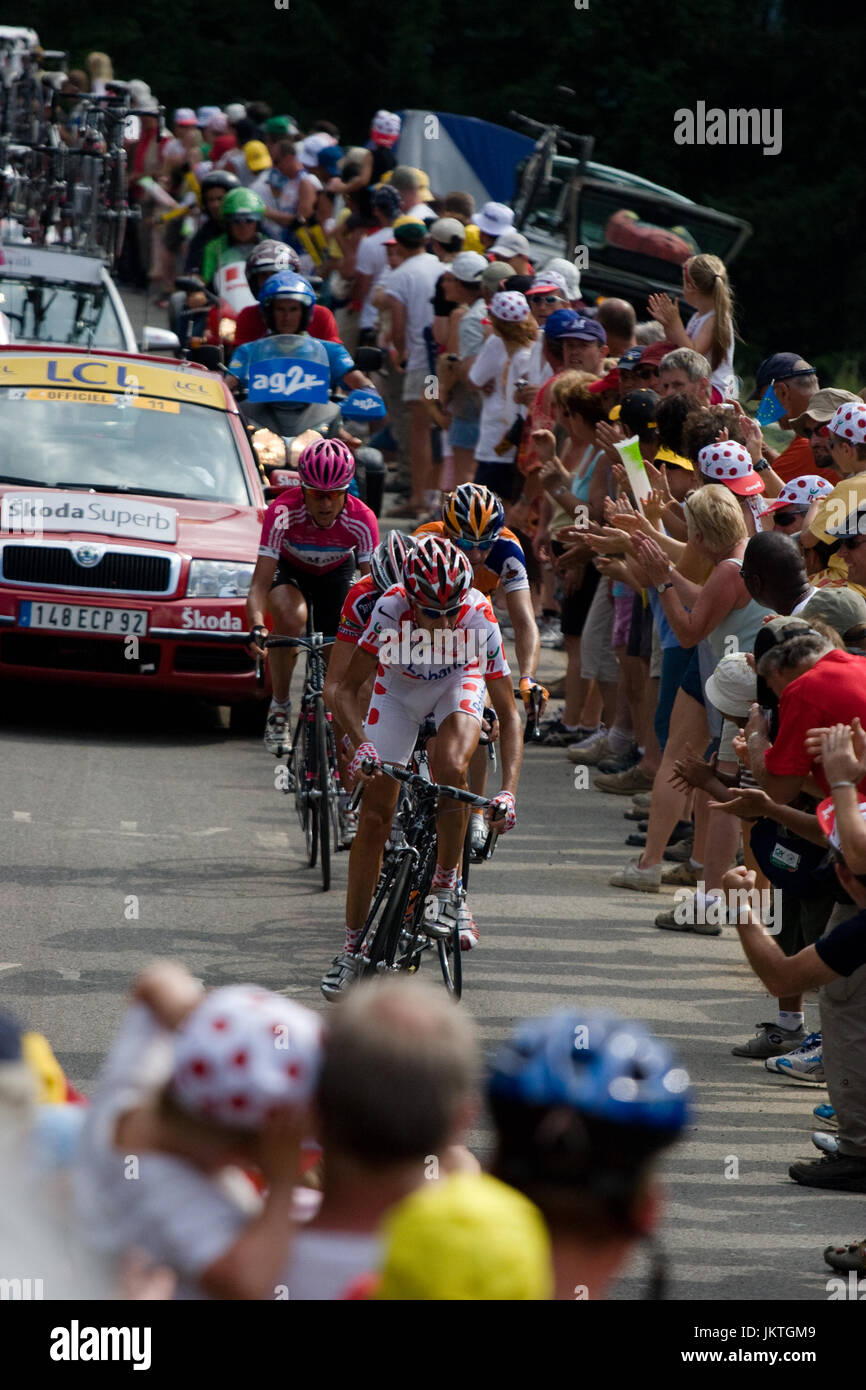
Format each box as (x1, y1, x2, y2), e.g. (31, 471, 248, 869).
(577, 185, 743, 286)
(0, 275, 127, 348)
(0, 390, 251, 505)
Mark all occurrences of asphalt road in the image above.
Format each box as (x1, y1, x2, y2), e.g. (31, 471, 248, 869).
(0, 642, 858, 1304)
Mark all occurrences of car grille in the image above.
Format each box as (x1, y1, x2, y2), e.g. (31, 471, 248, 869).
(1, 632, 162, 674)
(1, 545, 173, 593)
(173, 645, 254, 674)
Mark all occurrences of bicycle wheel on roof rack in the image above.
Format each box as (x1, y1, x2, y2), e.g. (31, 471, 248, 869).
(512, 137, 549, 230)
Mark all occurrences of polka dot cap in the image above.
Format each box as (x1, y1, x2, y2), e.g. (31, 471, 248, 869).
(372, 110, 401, 138)
(763, 474, 834, 513)
(171, 985, 323, 1129)
(828, 402, 866, 446)
(489, 290, 532, 323)
(697, 441, 764, 497)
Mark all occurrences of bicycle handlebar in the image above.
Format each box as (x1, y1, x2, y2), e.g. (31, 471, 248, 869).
(367, 760, 493, 810)
(508, 110, 593, 151)
(263, 634, 335, 651)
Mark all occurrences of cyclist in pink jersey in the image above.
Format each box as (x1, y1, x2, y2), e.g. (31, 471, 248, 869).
(247, 438, 378, 754)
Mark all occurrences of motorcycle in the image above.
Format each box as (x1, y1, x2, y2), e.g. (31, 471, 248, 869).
(236, 334, 387, 515)
(171, 259, 258, 356)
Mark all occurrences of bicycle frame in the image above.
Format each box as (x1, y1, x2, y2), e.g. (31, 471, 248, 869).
(263, 619, 342, 890)
(357, 760, 496, 996)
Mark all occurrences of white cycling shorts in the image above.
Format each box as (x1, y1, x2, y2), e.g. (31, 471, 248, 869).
(363, 667, 486, 766)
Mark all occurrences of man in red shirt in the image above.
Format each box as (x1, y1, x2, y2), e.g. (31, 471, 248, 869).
(745, 631, 866, 803)
(234, 240, 340, 347)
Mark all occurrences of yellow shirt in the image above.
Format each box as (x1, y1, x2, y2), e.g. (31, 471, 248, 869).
(463, 224, 485, 255)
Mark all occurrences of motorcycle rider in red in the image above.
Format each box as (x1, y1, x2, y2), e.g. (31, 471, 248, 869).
(234, 241, 339, 347)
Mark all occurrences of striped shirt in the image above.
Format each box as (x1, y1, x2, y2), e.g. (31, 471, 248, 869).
(259, 488, 378, 573)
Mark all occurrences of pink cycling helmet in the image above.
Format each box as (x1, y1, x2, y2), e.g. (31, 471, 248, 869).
(297, 438, 355, 491)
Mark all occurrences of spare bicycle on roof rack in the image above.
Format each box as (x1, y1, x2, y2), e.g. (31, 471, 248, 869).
(0, 30, 143, 271)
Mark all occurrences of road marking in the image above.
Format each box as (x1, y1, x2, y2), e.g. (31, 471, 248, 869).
(256, 831, 290, 849)
(0, 963, 21, 973)
(120, 820, 137, 831)
(12, 811, 31, 822)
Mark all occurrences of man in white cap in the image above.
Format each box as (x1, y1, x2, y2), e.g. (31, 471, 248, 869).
(544, 256, 582, 305)
(488, 228, 533, 276)
(475, 201, 515, 250)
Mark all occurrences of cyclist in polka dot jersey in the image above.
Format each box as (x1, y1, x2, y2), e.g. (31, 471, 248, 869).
(321, 536, 523, 996)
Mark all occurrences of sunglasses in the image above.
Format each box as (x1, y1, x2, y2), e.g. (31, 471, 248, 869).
(800, 424, 830, 439)
(229, 215, 259, 225)
(531, 294, 564, 305)
(636, 367, 659, 380)
(842, 534, 866, 550)
(302, 487, 347, 501)
(453, 536, 493, 552)
(772, 512, 804, 526)
(416, 603, 461, 619)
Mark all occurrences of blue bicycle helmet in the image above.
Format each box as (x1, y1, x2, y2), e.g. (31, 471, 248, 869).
(488, 1010, 691, 1134)
(258, 271, 316, 332)
(488, 1010, 691, 1298)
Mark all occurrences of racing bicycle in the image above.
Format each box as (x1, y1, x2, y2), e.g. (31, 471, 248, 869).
(509, 106, 594, 231)
(259, 622, 342, 892)
(353, 757, 498, 999)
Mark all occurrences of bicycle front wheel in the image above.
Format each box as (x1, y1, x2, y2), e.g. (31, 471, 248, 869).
(315, 698, 332, 892)
(437, 925, 463, 1000)
(365, 852, 415, 974)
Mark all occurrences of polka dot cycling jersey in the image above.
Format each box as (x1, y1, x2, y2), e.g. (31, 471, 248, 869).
(336, 573, 378, 644)
(358, 584, 511, 683)
(258, 487, 378, 573)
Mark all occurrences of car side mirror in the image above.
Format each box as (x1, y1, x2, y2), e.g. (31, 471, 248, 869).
(141, 326, 181, 355)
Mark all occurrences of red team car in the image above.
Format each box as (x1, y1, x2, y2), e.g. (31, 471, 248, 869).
(0, 348, 269, 726)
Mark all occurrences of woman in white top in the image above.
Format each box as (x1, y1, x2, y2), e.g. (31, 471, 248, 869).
(468, 289, 537, 500)
(648, 253, 736, 400)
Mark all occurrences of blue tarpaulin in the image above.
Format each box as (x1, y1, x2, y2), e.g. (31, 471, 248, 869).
(396, 111, 534, 206)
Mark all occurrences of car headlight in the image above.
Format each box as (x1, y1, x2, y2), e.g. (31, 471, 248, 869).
(186, 559, 254, 598)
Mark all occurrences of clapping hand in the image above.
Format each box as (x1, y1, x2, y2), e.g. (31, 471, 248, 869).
(631, 531, 672, 585)
(670, 742, 717, 793)
(708, 787, 772, 821)
(807, 720, 866, 784)
(647, 291, 680, 330)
